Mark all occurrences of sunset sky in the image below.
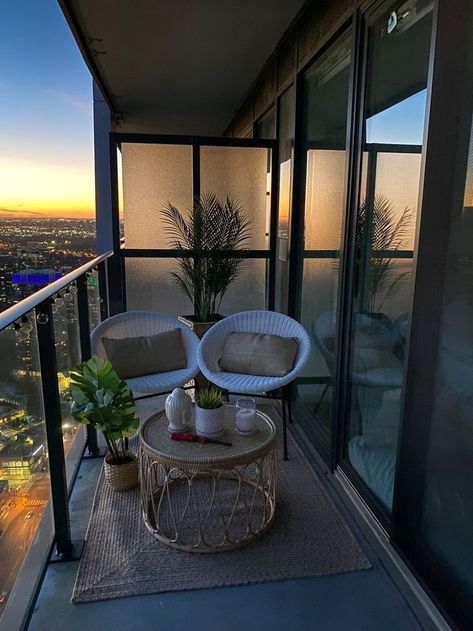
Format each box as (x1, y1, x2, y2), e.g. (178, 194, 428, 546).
(0, 0, 94, 219)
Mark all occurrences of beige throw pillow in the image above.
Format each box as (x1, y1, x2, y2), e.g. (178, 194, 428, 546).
(101, 328, 186, 379)
(220, 332, 298, 377)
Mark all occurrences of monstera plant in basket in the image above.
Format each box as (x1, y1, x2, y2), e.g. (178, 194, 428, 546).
(69, 356, 140, 491)
(161, 192, 251, 339)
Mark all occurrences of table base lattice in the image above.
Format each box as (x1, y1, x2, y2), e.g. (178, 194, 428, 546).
(139, 451, 277, 553)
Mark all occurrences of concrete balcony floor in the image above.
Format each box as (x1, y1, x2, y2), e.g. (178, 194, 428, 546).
(29, 399, 424, 631)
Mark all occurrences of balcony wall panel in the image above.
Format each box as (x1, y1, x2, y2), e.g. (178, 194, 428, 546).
(277, 35, 297, 90)
(254, 60, 276, 119)
(125, 258, 191, 316)
(121, 144, 193, 249)
(200, 146, 270, 250)
(219, 259, 267, 314)
(232, 96, 254, 138)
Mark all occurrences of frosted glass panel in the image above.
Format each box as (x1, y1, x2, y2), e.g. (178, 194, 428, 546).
(372, 152, 421, 250)
(122, 144, 193, 248)
(126, 258, 266, 316)
(304, 149, 346, 251)
(200, 146, 269, 250)
(125, 259, 191, 316)
(219, 259, 267, 314)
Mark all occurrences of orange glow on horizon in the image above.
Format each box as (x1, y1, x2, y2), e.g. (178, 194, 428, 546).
(0, 159, 95, 219)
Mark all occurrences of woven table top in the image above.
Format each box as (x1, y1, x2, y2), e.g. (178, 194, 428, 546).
(139, 404, 276, 469)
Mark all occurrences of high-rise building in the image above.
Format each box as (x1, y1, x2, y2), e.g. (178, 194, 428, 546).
(0, 255, 17, 307)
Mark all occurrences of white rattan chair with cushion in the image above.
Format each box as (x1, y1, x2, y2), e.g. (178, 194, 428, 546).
(91, 311, 200, 399)
(312, 310, 403, 415)
(198, 310, 311, 459)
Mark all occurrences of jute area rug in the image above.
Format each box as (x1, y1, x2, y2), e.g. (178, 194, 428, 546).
(72, 405, 370, 603)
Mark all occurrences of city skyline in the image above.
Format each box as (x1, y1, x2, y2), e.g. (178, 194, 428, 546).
(0, 0, 94, 219)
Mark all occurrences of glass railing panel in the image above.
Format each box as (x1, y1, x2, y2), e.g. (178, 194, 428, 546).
(51, 287, 83, 462)
(0, 310, 50, 619)
(87, 268, 101, 333)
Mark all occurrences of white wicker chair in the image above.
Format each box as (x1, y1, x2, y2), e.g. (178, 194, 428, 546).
(198, 310, 311, 459)
(91, 311, 200, 399)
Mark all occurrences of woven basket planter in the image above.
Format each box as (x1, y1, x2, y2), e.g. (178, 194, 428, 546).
(104, 451, 138, 491)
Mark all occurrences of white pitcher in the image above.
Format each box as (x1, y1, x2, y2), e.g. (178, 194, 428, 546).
(165, 388, 192, 432)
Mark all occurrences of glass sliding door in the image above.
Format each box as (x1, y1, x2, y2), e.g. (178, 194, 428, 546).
(344, 0, 433, 514)
(294, 32, 352, 464)
(397, 109, 473, 629)
(392, 0, 473, 623)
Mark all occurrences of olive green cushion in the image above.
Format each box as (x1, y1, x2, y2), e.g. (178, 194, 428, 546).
(220, 332, 298, 377)
(101, 329, 186, 379)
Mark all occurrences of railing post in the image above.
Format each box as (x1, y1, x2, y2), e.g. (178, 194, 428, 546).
(107, 254, 125, 315)
(76, 275, 100, 456)
(35, 297, 77, 560)
(97, 260, 110, 320)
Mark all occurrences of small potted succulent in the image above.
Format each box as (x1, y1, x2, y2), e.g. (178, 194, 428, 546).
(195, 387, 225, 438)
(69, 356, 140, 491)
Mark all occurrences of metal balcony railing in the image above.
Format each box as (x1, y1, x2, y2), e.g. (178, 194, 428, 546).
(0, 250, 114, 628)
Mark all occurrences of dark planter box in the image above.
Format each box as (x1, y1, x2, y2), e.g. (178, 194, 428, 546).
(178, 314, 224, 340)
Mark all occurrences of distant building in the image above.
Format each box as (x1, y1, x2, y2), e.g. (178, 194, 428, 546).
(0, 399, 25, 427)
(0, 426, 46, 481)
(0, 254, 17, 307)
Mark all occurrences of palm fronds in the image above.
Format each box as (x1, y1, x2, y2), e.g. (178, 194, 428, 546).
(355, 195, 413, 313)
(161, 192, 251, 321)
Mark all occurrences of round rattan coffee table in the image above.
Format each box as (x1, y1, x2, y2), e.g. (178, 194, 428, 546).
(139, 405, 277, 553)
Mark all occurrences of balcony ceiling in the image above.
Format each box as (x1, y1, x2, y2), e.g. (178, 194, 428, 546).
(61, 0, 305, 135)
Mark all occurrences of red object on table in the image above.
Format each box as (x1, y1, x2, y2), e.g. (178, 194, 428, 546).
(170, 432, 232, 447)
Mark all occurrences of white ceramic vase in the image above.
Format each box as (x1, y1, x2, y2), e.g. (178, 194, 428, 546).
(165, 388, 192, 432)
(195, 405, 225, 438)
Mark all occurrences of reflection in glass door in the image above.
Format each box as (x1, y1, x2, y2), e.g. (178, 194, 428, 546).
(344, 0, 433, 513)
(276, 86, 295, 314)
(294, 32, 352, 463)
(396, 106, 473, 631)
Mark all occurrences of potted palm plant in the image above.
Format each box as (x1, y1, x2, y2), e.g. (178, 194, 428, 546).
(69, 356, 140, 491)
(161, 192, 251, 338)
(195, 387, 225, 438)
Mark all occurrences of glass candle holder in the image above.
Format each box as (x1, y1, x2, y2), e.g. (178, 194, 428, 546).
(236, 398, 257, 435)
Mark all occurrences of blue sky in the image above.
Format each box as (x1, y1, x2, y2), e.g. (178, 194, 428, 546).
(367, 90, 427, 145)
(0, 0, 94, 216)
